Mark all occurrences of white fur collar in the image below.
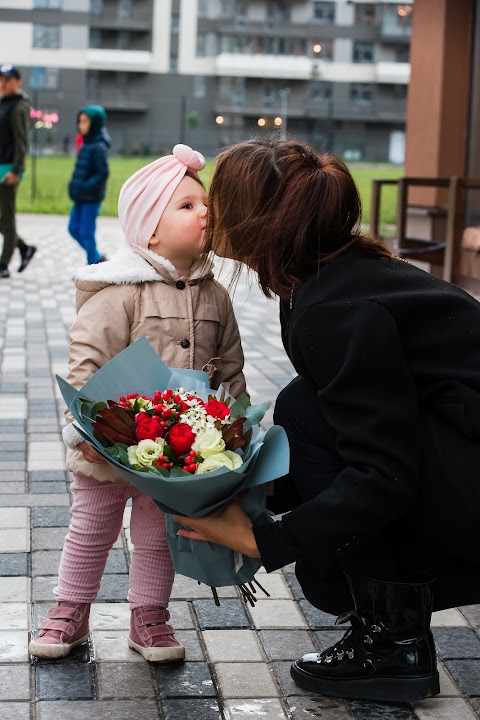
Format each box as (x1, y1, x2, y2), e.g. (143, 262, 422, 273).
(74, 245, 213, 286)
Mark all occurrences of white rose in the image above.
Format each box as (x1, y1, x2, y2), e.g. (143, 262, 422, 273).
(195, 450, 243, 474)
(127, 438, 165, 467)
(192, 427, 225, 458)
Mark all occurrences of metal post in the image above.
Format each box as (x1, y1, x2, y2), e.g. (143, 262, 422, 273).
(31, 90, 38, 202)
(180, 95, 186, 144)
(278, 88, 290, 141)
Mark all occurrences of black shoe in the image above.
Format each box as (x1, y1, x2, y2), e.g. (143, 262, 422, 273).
(18, 245, 37, 272)
(0, 264, 10, 279)
(290, 573, 440, 703)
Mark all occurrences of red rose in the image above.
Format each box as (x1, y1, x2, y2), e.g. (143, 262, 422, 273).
(167, 422, 196, 457)
(135, 417, 164, 442)
(204, 399, 231, 420)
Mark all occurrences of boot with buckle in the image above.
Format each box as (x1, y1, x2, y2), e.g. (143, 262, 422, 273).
(128, 606, 185, 662)
(290, 573, 440, 702)
(28, 601, 90, 659)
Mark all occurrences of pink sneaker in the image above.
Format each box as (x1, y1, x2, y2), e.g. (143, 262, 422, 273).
(128, 606, 185, 662)
(29, 602, 90, 659)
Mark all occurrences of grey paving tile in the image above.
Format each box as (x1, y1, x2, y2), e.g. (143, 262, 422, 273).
(272, 660, 318, 697)
(470, 698, 480, 714)
(461, 606, 480, 627)
(258, 629, 316, 662)
(348, 700, 416, 719)
(96, 662, 156, 699)
(286, 695, 353, 719)
(433, 628, 480, 659)
(0, 703, 30, 720)
(193, 598, 252, 630)
(97, 574, 129, 601)
(0, 665, 31, 700)
(28, 481, 68, 494)
(313, 629, 348, 651)
(161, 698, 222, 719)
(444, 660, 480, 696)
(31, 506, 71, 527)
(35, 662, 95, 700)
(284, 572, 305, 600)
(29, 470, 68, 483)
(33, 641, 91, 664)
(0, 471, 25, 484)
(0, 553, 29, 577)
(176, 629, 205, 661)
(0, 482, 26, 493)
(299, 600, 340, 629)
(153, 661, 217, 698)
(32, 527, 68, 550)
(36, 700, 160, 720)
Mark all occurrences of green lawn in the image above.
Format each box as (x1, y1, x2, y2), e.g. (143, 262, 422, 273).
(17, 155, 402, 229)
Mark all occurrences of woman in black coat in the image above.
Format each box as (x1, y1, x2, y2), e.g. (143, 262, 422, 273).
(174, 138, 480, 703)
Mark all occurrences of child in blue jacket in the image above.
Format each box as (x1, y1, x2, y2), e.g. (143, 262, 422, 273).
(67, 105, 110, 264)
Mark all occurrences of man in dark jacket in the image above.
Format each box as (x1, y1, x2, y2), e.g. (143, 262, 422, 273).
(0, 64, 36, 279)
(67, 104, 110, 265)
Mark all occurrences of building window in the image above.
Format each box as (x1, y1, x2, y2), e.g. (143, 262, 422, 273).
(87, 70, 99, 99)
(34, 0, 61, 7)
(90, 0, 103, 14)
(118, 0, 133, 20)
(193, 76, 206, 99)
(30, 66, 59, 89)
(350, 83, 373, 105)
(266, 1, 290, 23)
(220, 35, 252, 53)
(33, 24, 60, 48)
(311, 39, 333, 60)
(393, 84, 408, 100)
(171, 13, 179, 33)
(265, 37, 293, 55)
(355, 3, 376, 25)
(221, 0, 234, 17)
(89, 29, 102, 48)
(353, 42, 374, 63)
(309, 82, 332, 102)
(218, 76, 245, 106)
(196, 33, 207, 57)
(313, 2, 335, 23)
(116, 31, 129, 50)
(395, 45, 410, 62)
(198, 0, 209, 18)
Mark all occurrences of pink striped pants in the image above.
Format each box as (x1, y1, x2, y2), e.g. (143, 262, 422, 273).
(54, 473, 175, 608)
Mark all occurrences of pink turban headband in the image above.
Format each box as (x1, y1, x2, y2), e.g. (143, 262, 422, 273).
(118, 143, 206, 249)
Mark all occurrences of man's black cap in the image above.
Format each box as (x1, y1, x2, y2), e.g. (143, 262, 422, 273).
(0, 64, 21, 79)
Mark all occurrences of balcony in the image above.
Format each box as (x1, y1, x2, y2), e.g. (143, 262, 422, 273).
(87, 49, 152, 71)
(216, 53, 312, 79)
(89, 7, 151, 31)
(88, 91, 149, 112)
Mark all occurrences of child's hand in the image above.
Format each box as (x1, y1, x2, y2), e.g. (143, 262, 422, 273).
(79, 441, 106, 464)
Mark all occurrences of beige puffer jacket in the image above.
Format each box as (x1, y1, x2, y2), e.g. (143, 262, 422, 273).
(64, 245, 246, 483)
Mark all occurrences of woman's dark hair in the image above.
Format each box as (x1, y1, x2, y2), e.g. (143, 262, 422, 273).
(204, 137, 391, 300)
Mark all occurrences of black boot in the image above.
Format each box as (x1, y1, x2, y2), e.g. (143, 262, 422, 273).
(290, 573, 440, 702)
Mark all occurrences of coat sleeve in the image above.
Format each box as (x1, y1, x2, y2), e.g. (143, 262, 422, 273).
(64, 285, 134, 425)
(211, 289, 247, 399)
(254, 299, 421, 572)
(10, 99, 29, 176)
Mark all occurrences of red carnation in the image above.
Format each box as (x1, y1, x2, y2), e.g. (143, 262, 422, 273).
(204, 399, 231, 420)
(167, 422, 196, 457)
(135, 417, 165, 442)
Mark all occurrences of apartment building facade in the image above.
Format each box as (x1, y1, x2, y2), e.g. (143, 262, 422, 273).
(0, 0, 412, 160)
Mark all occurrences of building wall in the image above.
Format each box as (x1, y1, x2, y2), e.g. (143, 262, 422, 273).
(0, 0, 412, 160)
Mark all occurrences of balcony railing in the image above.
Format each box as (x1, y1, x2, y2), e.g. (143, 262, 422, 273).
(87, 91, 149, 112)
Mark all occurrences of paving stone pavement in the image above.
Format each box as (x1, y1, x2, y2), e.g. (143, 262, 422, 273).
(0, 213, 479, 720)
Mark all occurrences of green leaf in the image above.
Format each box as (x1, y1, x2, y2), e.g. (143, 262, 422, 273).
(91, 401, 107, 417)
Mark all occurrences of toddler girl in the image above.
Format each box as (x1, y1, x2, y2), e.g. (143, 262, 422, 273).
(29, 144, 246, 662)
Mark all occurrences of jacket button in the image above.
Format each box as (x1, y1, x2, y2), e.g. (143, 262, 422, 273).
(176, 280, 186, 290)
(180, 339, 190, 349)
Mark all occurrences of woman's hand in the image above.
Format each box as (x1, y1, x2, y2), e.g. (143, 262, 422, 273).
(79, 441, 106, 464)
(173, 498, 261, 558)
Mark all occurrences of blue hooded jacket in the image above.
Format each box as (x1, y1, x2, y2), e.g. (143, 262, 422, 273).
(68, 105, 110, 203)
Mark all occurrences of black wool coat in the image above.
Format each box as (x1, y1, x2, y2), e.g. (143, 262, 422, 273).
(254, 245, 480, 609)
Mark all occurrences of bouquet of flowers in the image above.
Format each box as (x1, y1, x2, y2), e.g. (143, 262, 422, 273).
(85, 387, 253, 478)
(57, 337, 289, 604)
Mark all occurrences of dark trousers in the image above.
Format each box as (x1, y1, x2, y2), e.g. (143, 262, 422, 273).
(0, 182, 26, 266)
(68, 201, 101, 265)
(273, 376, 403, 615)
